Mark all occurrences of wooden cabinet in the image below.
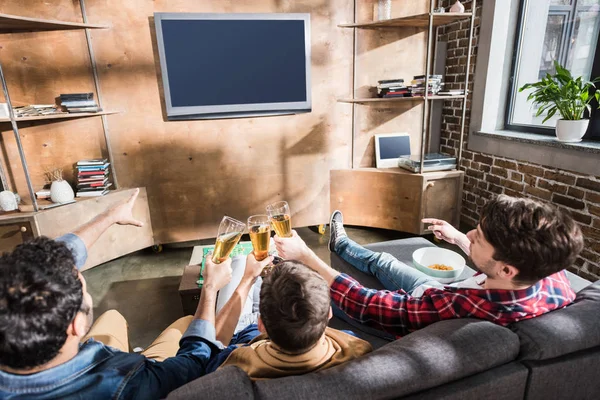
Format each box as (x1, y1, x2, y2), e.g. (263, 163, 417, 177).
(330, 168, 463, 234)
(0, 188, 154, 271)
(0, 218, 34, 251)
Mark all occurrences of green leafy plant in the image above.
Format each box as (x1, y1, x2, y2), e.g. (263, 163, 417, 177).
(519, 61, 600, 123)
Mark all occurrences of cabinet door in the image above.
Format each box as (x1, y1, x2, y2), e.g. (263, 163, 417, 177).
(422, 175, 463, 232)
(331, 169, 425, 233)
(0, 221, 34, 253)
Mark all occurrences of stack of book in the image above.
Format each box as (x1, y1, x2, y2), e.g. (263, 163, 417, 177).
(60, 93, 102, 113)
(76, 159, 112, 197)
(376, 79, 411, 98)
(437, 88, 466, 96)
(13, 105, 65, 117)
(411, 75, 443, 96)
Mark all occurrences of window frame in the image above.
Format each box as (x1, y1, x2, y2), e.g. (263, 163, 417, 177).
(504, 0, 600, 140)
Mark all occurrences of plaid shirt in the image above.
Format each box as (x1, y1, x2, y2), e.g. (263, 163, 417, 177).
(330, 270, 576, 337)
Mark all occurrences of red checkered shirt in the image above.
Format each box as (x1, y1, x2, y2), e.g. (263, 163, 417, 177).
(330, 270, 576, 337)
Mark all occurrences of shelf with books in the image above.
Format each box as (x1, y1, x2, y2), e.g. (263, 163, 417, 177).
(0, 12, 108, 33)
(0, 110, 119, 123)
(0, 6, 117, 213)
(337, 95, 466, 104)
(338, 12, 472, 29)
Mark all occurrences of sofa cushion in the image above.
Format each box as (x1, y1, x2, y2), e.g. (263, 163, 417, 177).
(167, 366, 253, 400)
(253, 318, 519, 400)
(510, 280, 600, 361)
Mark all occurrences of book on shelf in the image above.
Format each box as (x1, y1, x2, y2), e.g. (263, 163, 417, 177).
(77, 158, 108, 166)
(76, 189, 110, 197)
(59, 93, 94, 101)
(60, 100, 98, 107)
(78, 171, 109, 178)
(77, 162, 110, 171)
(377, 78, 404, 84)
(67, 107, 103, 113)
(35, 189, 51, 200)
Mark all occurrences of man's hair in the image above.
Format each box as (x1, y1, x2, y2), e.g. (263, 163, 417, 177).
(0, 237, 82, 370)
(259, 260, 330, 353)
(480, 195, 583, 285)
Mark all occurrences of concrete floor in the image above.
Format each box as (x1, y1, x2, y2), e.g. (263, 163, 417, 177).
(82, 225, 438, 349)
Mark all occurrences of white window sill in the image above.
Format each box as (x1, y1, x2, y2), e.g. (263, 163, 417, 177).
(468, 130, 599, 176)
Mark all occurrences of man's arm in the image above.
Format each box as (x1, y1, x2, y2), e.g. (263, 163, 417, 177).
(422, 218, 471, 256)
(120, 255, 233, 400)
(56, 189, 144, 269)
(273, 230, 340, 286)
(72, 188, 143, 250)
(330, 274, 470, 336)
(215, 253, 272, 345)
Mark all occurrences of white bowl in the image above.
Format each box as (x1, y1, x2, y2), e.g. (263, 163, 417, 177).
(412, 247, 466, 284)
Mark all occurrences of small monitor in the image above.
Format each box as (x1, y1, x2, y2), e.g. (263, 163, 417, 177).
(374, 133, 410, 168)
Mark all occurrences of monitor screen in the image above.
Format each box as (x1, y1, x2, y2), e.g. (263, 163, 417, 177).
(154, 13, 311, 120)
(378, 136, 411, 159)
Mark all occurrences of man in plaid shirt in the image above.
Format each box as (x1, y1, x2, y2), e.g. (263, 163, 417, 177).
(274, 195, 583, 338)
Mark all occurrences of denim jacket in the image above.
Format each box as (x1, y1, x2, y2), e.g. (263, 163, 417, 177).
(0, 234, 218, 399)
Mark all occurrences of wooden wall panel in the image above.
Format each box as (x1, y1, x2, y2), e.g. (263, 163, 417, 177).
(0, 0, 354, 244)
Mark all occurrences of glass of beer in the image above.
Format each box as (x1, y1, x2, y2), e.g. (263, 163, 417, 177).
(248, 215, 271, 262)
(266, 201, 292, 238)
(211, 216, 245, 264)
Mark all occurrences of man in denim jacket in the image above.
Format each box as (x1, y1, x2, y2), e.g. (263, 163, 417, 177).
(0, 189, 232, 399)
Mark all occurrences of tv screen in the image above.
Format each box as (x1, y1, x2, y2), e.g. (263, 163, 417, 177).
(154, 13, 311, 120)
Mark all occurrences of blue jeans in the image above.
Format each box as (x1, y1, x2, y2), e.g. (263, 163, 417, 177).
(335, 236, 433, 293)
(332, 236, 435, 340)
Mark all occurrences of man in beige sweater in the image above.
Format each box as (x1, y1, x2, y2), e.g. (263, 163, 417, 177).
(206, 256, 372, 380)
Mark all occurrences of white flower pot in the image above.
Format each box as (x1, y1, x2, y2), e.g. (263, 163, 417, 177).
(555, 119, 589, 143)
(50, 180, 75, 203)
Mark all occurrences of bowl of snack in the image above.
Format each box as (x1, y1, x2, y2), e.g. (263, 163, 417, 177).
(412, 247, 466, 283)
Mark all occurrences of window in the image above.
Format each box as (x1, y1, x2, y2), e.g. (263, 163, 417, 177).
(506, 0, 600, 138)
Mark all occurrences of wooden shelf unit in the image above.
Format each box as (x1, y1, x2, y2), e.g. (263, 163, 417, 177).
(332, 1, 476, 233)
(337, 95, 466, 104)
(0, 12, 108, 33)
(0, 110, 119, 123)
(0, 7, 117, 212)
(338, 12, 473, 29)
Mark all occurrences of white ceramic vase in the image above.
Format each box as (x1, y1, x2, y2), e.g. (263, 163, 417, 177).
(555, 119, 589, 143)
(0, 191, 19, 211)
(450, 0, 465, 13)
(50, 180, 75, 203)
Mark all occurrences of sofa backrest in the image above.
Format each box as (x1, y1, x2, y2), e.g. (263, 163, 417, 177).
(510, 280, 600, 360)
(168, 318, 519, 400)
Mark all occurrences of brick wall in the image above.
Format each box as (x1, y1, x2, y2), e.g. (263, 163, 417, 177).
(437, 0, 600, 281)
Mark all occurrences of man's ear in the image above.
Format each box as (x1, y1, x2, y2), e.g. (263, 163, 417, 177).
(257, 316, 266, 333)
(328, 306, 332, 321)
(71, 312, 88, 338)
(499, 263, 520, 281)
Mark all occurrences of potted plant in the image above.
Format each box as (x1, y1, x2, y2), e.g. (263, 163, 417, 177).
(519, 61, 600, 142)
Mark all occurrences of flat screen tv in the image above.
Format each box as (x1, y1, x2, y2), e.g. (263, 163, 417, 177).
(154, 13, 311, 120)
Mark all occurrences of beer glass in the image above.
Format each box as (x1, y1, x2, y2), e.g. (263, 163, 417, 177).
(266, 201, 292, 238)
(248, 215, 271, 261)
(211, 216, 245, 264)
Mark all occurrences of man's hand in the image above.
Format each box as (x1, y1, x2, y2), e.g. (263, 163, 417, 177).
(107, 188, 144, 227)
(422, 218, 471, 256)
(202, 255, 232, 291)
(243, 253, 273, 281)
(422, 218, 461, 244)
(273, 230, 311, 262)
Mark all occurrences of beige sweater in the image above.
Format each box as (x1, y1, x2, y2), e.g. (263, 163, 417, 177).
(219, 327, 372, 380)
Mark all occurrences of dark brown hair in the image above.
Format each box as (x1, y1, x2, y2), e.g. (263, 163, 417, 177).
(259, 260, 330, 353)
(479, 195, 583, 285)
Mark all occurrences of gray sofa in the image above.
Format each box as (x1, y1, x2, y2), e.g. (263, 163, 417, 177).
(167, 238, 600, 400)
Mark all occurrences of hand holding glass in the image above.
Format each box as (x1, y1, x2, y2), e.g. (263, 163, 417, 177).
(266, 201, 292, 238)
(248, 214, 271, 262)
(212, 216, 245, 264)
